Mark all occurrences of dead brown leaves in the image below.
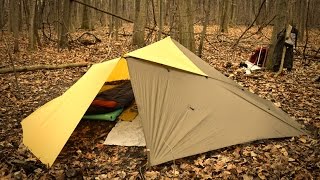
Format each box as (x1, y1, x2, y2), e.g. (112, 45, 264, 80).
(0, 25, 319, 179)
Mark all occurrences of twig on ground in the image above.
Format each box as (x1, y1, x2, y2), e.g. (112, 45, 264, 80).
(0, 62, 90, 74)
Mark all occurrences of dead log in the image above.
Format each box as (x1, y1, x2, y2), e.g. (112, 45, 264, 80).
(76, 32, 102, 45)
(0, 62, 90, 74)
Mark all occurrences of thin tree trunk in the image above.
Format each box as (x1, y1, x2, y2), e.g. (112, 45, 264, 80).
(230, 0, 236, 25)
(132, 0, 147, 47)
(220, 0, 231, 32)
(198, 0, 210, 57)
(114, 0, 119, 40)
(178, 0, 195, 52)
(0, 0, 4, 29)
(12, 0, 19, 52)
(157, 0, 164, 40)
(108, 0, 114, 34)
(81, 0, 90, 29)
(296, 0, 307, 42)
(59, 0, 71, 49)
(29, 0, 37, 51)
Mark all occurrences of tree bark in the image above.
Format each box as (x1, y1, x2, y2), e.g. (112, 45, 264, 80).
(0, 0, 4, 29)
(157, 0, 164, 41)
(108, 0, 114, 34)
(59, 0, 71, 49)
(9, 0, 19, 52)
(114, 0, 119, 40)
(230, 0, 236, 25)
(132, 0, 147, 47)
(81, 0, 91, 29)
(29, 0, 37, 51)
(198, 0, 210, 57)
(296, 0, 307, 42)
(266, 0, 288, 70)
(178, 0, 195, 52)
(220, 0, 231, 32)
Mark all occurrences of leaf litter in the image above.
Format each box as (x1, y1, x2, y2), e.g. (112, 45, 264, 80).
(0, 25, 319, 179)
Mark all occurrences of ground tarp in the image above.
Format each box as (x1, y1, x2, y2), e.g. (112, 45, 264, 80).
(104, 118, 146, 146)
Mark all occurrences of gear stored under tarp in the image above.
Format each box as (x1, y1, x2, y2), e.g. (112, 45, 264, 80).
(85, 81, 134, 115)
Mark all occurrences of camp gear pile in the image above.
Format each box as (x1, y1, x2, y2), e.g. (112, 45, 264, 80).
(85, 81, 134, 115)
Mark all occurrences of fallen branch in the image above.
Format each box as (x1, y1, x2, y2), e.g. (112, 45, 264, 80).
(0, 62, 90, 74)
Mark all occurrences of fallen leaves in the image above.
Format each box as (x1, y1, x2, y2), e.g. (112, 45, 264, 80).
(0, 25, 319, 179)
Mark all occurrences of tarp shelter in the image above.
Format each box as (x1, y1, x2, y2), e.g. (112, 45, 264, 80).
(21, 37, 306, 167)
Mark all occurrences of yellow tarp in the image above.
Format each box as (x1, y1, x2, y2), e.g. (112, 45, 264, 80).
(21, 58, 127, 166)
(21, 37, 206, 167)
(125, 37, 207, 76)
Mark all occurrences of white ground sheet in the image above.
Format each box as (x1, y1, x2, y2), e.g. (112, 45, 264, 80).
(104, 118, 146, 146)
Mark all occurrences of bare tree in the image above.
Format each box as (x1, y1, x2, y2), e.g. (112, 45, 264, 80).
(295, 0, 308, 42)
(220, 0, 231, 32)
(59, 0, 71, 49)
(114, 0, 119, 40)
(198, 0, 210, 57)
(9, 0, 19, 52)
(132, 0, 147, 47)
(157, 0, 164, 41)
(29, 0, 37, 51)
(81, 0, 91, 30)
(230, 0, 236, 25)
(178, 0, 195, 52)
(0, 0, 4, 29)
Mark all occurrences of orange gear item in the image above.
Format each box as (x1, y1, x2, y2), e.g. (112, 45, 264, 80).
(91, 100, 118, 108)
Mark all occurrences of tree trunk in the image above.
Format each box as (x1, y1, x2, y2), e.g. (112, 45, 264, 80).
(114, 0, 119, 40)
(100, 0, 107, 26)
(34, 0, 41, 48)
(198, 0, 210, 57)
(29, 0, 37, 51)
(266, 0, 288, 70)
(59, 0, 71, 49)
(108, 0, 114, 34)
(69, 1, 77, 31)
(169, 0, 178, 38)
(157, 0, 164, 41)
(0, 0, 4, 29)
(10, 0, 19, 52)
(296, 0, 307, 42)
(81, 0, 90, 29)
(132, 0, 147, 47)
(178, 0, 195, 52)
(220, 0, 231, 32)
(230, 0, 236, 25)
(54, 0, 61, 32)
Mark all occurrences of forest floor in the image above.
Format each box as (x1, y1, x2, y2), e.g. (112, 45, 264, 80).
(0, 25, 319, 179)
